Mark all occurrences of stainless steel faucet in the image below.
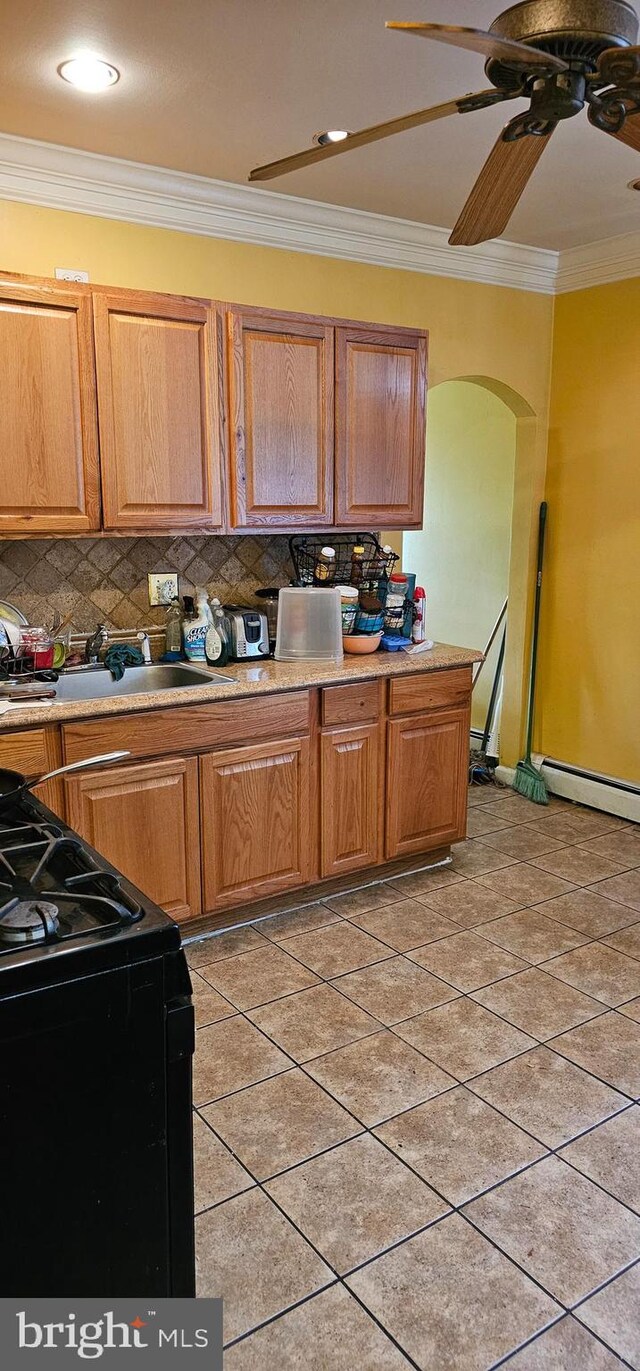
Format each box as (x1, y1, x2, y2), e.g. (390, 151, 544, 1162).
(85, 624, 108, 664)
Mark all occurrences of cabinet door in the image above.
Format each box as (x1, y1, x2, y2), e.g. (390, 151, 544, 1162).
(65, 757, 201, 923)
(335, 326, 427, 527)
(227, 310, 333, 526)
(321, 723, 381, 878)
(200, 737, 310, 910)
(386, 707, 468, 859)
(93, 291, 224, 530)
(0, 281, 100, 533)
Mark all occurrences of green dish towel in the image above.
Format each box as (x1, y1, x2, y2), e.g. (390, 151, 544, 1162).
(103, 643, 145, 682)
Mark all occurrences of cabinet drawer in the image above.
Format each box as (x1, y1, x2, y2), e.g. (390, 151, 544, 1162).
(389, 667, 472, 716)
(322, 680, 380, 726)
(63, 691, 310, 764)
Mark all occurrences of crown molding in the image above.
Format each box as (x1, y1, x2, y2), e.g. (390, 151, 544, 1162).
(555, 230, 640, 293)
(0, 131, 558, 294)
(0, 130, 637, 296)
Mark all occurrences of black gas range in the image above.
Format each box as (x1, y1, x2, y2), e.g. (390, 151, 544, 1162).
(0, 784, 195, 1298)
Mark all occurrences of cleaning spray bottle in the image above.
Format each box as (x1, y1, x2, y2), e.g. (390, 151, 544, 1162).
(412, 586, 427, 644)
(182, 588, 211, 663)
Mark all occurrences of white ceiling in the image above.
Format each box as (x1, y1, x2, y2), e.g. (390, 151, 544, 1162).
(1, 0, 639, 250)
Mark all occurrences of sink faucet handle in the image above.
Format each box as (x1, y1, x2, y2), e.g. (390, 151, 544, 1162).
(85, 623, 109, 664)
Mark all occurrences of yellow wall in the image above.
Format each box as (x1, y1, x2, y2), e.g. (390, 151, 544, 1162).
(404, 381, 516, 732)
(0, 196, 555, 763)
(536, 280, 640, 786)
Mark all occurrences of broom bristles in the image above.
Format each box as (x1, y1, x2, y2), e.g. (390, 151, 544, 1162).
(512, 759, 548, 805)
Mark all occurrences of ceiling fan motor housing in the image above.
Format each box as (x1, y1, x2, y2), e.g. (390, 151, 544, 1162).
(486, 0, 639, 88)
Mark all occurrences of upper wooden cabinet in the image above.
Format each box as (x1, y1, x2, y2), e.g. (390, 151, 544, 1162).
(93, 290, 224, 530)
(0, 280, 100, 533)
(227, 309, 334, 526)
(335, 325, 427, 528)
(0, 272, 428, 534)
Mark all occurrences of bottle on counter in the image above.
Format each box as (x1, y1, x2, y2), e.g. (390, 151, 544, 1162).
(314, 546, 336, 582)
(350, 544, 365, 586)
(205, 598, 231, 667)
(372, 543, 394, 577)
(182, 589, 210, 663)
(164, 597, 182, 657)
(412, 585, 427, 643)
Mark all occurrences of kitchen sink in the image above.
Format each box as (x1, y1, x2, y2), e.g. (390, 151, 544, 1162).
(52, 662, 235, 701)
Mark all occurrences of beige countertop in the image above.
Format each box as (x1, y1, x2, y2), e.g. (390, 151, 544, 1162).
(0, 642, 482, 732)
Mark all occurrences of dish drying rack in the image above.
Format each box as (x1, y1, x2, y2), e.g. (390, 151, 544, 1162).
(288, 533, 410, 636)
(0, 650, 55, 679)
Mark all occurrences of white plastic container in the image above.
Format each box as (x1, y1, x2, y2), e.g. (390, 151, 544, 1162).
(275, 588, 343, 664)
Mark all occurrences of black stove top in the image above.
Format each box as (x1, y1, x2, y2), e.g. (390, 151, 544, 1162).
(0, 814, 143, 951)
(0, 788, 180, 991)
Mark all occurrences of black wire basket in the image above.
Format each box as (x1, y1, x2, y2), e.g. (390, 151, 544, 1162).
(288, 533, 398, 588)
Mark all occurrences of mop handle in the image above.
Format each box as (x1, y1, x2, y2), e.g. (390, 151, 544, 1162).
(473, 597, 508, 689)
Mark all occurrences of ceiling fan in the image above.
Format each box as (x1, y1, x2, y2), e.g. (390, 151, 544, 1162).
(249, 0, 640, 244)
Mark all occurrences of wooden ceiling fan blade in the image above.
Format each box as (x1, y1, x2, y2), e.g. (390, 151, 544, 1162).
(449, 128, 554, 246)
(385, 23, 567, 72)
(612, 111, 640, 151)
(249, 89, 515, 181)
(590, 106, 640, 152)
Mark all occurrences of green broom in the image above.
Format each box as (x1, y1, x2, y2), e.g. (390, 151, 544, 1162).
(513, 501, 549, 804)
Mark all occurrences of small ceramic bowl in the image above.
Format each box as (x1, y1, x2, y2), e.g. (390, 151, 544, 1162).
(343, 632, 382, 655)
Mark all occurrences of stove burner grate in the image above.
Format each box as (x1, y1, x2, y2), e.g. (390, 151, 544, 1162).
(0, 817, 142, 949)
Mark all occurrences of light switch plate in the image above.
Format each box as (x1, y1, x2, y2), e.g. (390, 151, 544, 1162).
(148, 572, 179, 606)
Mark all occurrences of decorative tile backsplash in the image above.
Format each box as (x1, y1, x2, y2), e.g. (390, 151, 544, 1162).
(0, 536, 294, 632)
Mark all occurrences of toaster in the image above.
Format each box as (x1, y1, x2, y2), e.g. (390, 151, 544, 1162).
(226, 607, 270, 660)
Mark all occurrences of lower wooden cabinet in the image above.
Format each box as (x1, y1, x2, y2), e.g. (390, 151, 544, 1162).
(64, 756, 201, 923)
(20, 670, 474, 926)
(386, 707, 469, 859)
(0, 726, 65, 818)
(321, 724, 381, 878)
(200, 737, 310, 911)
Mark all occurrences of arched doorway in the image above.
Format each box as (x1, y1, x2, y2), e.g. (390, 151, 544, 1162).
(404, 375, 538, 768)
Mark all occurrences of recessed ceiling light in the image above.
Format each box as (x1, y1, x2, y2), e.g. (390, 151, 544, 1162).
(58, 55, 120, 92)
(313, 130, 351, 147)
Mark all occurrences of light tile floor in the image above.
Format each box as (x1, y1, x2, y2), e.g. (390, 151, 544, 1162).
(186, 786, 640, 1369)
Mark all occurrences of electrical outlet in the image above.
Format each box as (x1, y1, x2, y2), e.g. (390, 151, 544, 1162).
(148, 572, 179, 607)
(55, 268, 90, 283)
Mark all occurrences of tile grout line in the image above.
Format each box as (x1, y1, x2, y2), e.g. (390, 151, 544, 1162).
(489, 1312, 636, 1371)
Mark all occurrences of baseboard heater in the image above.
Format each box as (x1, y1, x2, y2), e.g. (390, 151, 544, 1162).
(495, 758, 640, 823)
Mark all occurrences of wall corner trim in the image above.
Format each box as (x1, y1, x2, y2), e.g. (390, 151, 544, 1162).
(0, 131, 637, 296)
(555, 230, 640, 293)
